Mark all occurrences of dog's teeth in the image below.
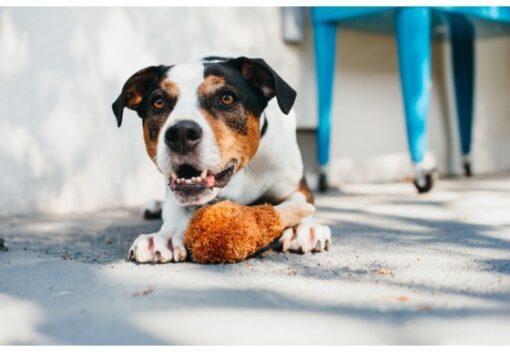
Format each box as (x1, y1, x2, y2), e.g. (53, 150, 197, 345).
(200, 169, 207, 178)
(206, 175, 215, 187)
(171, 172, 177, 179)
(185, 179, 192, 184)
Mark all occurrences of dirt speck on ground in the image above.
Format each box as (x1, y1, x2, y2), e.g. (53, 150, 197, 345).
(132, 286, 155, 297)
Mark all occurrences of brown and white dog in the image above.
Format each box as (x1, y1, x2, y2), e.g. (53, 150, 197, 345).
(112, 55, 331, 263)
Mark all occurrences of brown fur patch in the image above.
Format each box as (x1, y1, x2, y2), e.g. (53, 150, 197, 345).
(197, 73, 267, 181)
(201, 109, 260, 170)
(244, 113, 260, 155)
(198, 75, 226, 96)
(276, 202, 315, 228)
(160, 80, 180, 98)
(198, 75, 252, 135)
(143, 117, 165, 161)
(126, 91, 142, 108)
(143, 121, 157, 161)
(298, 175, 314, 204)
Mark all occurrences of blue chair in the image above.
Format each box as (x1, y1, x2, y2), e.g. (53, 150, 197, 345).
(312, 7, 510, 193)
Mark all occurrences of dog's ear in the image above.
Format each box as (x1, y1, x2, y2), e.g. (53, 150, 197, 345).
(228, 57, 296, 115)
(112, 65, 170, 127)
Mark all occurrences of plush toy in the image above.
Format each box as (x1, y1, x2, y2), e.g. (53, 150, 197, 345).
(184, 200, 315, 264)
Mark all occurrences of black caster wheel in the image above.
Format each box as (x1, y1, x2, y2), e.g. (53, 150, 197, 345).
(413, 171, 436, 194)
(463, 161, 472, 177)
(143, 208, 162, 220)
(318, 173, 328, 193)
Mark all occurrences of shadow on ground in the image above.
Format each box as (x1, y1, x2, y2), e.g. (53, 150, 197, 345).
(1, 175, 510, 344)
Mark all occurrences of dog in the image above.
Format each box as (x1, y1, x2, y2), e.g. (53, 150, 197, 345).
(112, 55, 331, 263)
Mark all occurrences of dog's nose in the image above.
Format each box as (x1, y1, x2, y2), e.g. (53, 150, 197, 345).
(165, 120, 203, 154)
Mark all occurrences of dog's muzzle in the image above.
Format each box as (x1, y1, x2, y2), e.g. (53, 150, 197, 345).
(169, 161, 235, 190)
(168, 160, 236, 205)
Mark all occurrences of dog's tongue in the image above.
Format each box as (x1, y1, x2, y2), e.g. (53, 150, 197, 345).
(206, 175, 215, 188)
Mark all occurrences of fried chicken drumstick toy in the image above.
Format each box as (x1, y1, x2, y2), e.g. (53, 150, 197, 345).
(184, 200, 315, 264)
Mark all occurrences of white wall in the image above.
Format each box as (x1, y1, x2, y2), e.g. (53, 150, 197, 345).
(1, 7, 510, 215)
(0, 7, 303, 215)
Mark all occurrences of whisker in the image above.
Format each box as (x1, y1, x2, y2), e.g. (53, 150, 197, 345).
(245, 163, 260, 178)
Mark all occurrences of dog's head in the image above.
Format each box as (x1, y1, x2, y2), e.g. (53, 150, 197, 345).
(112, 57, 296, 206)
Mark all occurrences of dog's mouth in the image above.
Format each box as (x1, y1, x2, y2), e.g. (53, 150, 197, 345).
(168, 161, 236, 193)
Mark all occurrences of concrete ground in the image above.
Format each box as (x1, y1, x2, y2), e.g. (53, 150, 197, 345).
(1, 174, 510, 345)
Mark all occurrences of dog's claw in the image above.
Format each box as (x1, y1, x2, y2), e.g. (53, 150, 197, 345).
(279, 227, 294, 253)
(154, 251, 162, 262)
(127, 249, 135, 261)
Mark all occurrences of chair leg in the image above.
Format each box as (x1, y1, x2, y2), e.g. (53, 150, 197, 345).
(396, 7, 435, 193)
(312, 20, 337, 192)
(449, 14, 475, 177)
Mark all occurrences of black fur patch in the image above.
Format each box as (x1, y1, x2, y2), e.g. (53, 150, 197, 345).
(112, 65, 173, 127)
(223, 109, 248, 135)
(203, 62, 268, 117)
(145, 113, 168, 140)
(202, 56, 231, 62)
(226, 57, 296, 115)
(260, 114, 268, 137)
(138, 88, 178, 134)
(199, 64, 267, 136)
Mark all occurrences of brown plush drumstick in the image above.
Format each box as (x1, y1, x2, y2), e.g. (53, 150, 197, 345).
(184, 200, 315, 264)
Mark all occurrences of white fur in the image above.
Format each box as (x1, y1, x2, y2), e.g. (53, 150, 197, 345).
(156, 64, 222, 179)
(129, 61, 331, 263)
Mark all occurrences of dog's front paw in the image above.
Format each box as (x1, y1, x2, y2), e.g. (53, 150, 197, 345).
(279, 221, 331, 254)
(127, 234, 187, 263)
(168, 236, 187, 262)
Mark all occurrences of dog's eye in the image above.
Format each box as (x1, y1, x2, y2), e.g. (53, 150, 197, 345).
(151, 96, 165, 111)
(219, 93, 236, 106)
